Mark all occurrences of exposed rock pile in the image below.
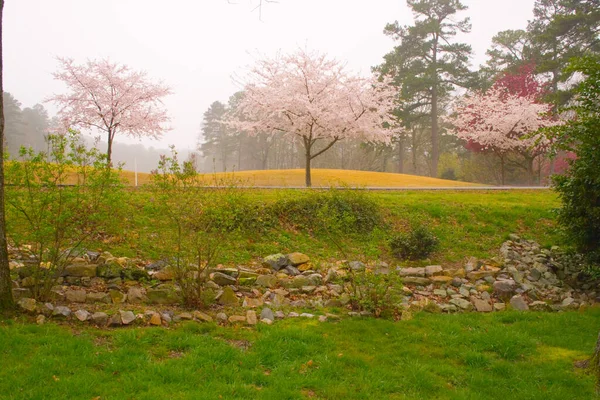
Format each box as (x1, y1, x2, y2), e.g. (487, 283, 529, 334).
(9, 235, 600, 328)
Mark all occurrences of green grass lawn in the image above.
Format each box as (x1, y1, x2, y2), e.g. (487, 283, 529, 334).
(97, 189, 560, 266)
(1, 309, 597, 399)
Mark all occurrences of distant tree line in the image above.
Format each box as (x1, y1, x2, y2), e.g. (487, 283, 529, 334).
(199, 0, 599, 185)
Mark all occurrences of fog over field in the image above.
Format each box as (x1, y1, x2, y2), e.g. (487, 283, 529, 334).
(4, 0, 533, 172)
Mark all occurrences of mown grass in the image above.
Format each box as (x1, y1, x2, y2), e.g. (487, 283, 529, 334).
(97, 189, 560, 266)
(0, 309, 598, 399)
(197, 169, 483, 188)
(45, 167, 482, 187)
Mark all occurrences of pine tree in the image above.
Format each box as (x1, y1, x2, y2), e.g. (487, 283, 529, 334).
(377, 0, 473, 177)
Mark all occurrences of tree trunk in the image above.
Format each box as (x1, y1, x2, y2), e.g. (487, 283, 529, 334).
(305, 151, 312, 187)
(106, 131, 113, 168)
(500, 154, 505, 186)
(430, 40, 439, 178)
(411, 128, 418, 174)
(0, 0, 14, 311)
(526, 156, 535, 185)
(431, 85, 439, 178)
(397, 136, 404, 174)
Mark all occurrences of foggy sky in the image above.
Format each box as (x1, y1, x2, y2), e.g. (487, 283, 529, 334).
(4, 0, 534, 151)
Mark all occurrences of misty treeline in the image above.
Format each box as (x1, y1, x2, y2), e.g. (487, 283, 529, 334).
(200, 0, 599, 185)
(1, 92, 197, 173)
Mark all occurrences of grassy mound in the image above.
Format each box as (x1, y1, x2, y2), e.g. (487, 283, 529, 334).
(117, 168, 482, 187)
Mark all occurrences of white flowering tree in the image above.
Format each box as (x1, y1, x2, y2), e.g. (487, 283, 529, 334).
(49, 58, 172, 166)
(229, 49, 398, 187)
(447, 86, 561, 185)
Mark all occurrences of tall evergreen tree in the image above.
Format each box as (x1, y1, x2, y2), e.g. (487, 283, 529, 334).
(528, 0, 600, 107)
(377, 0, 473, 177)
(199, 101, 236, 172)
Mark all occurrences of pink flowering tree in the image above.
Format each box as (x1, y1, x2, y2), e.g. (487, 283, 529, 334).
(49, 58, 172, 166)
(228, 49, 398, 187)
(447, 86, 560, 185)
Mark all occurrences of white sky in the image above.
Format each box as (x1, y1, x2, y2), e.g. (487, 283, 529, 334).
(4, 0, 534, 150)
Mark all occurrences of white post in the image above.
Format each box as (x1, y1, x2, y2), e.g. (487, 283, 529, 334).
(134, 157, 138, 187)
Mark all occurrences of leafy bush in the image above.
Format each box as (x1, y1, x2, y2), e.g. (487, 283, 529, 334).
(545, 56, 600, 267)
(271, 189, 381, 234)
(389, 226, 439, 260)
(148, 147, 260, 307)
(5, 131, 124, 300)
(346, 268, 403, 318)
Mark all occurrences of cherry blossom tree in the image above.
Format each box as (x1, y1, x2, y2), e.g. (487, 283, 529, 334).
(49, 58, 172, 166)
(447, 85, 560, 185)
(228, 49, 398, 187)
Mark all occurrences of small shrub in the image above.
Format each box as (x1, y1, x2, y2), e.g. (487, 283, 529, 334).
(346, 268, 403, 318)
(148, 147, 259, 307)
(5, 131, 124, 300)
(390, 226, 439, 260)
(271, 189, 381, 234)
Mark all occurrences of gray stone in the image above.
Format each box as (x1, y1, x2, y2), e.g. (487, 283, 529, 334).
(530, 301, 550, 311)
(509, 295, 529, 311)
(398, 267, 425, 277)
(12, 288, 32, 300)
(120, 310, 136, 325)
(306, 273, 323, 286)
(288, 275, 310, 288)
(493, 280, 517, 297)
(109, 290, 126, 304)
(274, 311, 285, 319)
(285, 266, 301, 276)
(256, 275, 277, 288)
(192, 310, 213, 322)
(86, 292, 111, 304)
(65, 289, 87, 303)
(74, 309, 90, 321)
(217, 286, 239, 306)
(528, 268, 542, 282)
(246, 310, 258, 325)
(216, 312, 228, 323)
(561, 297, 577, 309)
(212, 272, 237, 286)
(52, 306, 71, 318)
(424, 265, 443, 277)
(287, 252, 310, 266)
(262, 254, 289, 271)
(64, 264, 97, 277)
(127, 287, 146, 304)
(108, 313, 122, 327)
(433, 289, 447, 297)
(97, 262, 123, 279)
(451, 277, 463, 287)
(403, 277, 431, 285)
(449, 298, 473, 311)
(300, 313, 314, 318)
(146, 260, 168, 271)
(91, 312, 108, 325)
(493, 303, 506, 312)
(260, 307, 275, 322)
(348, 261, 366, 271)
(472, 298, 492, 312)
(17, 297, 37, 313)
(146, 289, 178, 305)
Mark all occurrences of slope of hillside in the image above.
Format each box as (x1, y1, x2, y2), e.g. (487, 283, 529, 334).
(121, 169, 482, 188)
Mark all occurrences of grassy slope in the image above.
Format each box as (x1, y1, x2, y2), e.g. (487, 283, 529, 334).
(106, 189, 560, 266)
(1, 310, 597, 399)
(116, 169, 481, 187)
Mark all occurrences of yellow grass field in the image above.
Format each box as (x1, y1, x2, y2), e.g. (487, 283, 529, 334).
(119, 168, 482, 188)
